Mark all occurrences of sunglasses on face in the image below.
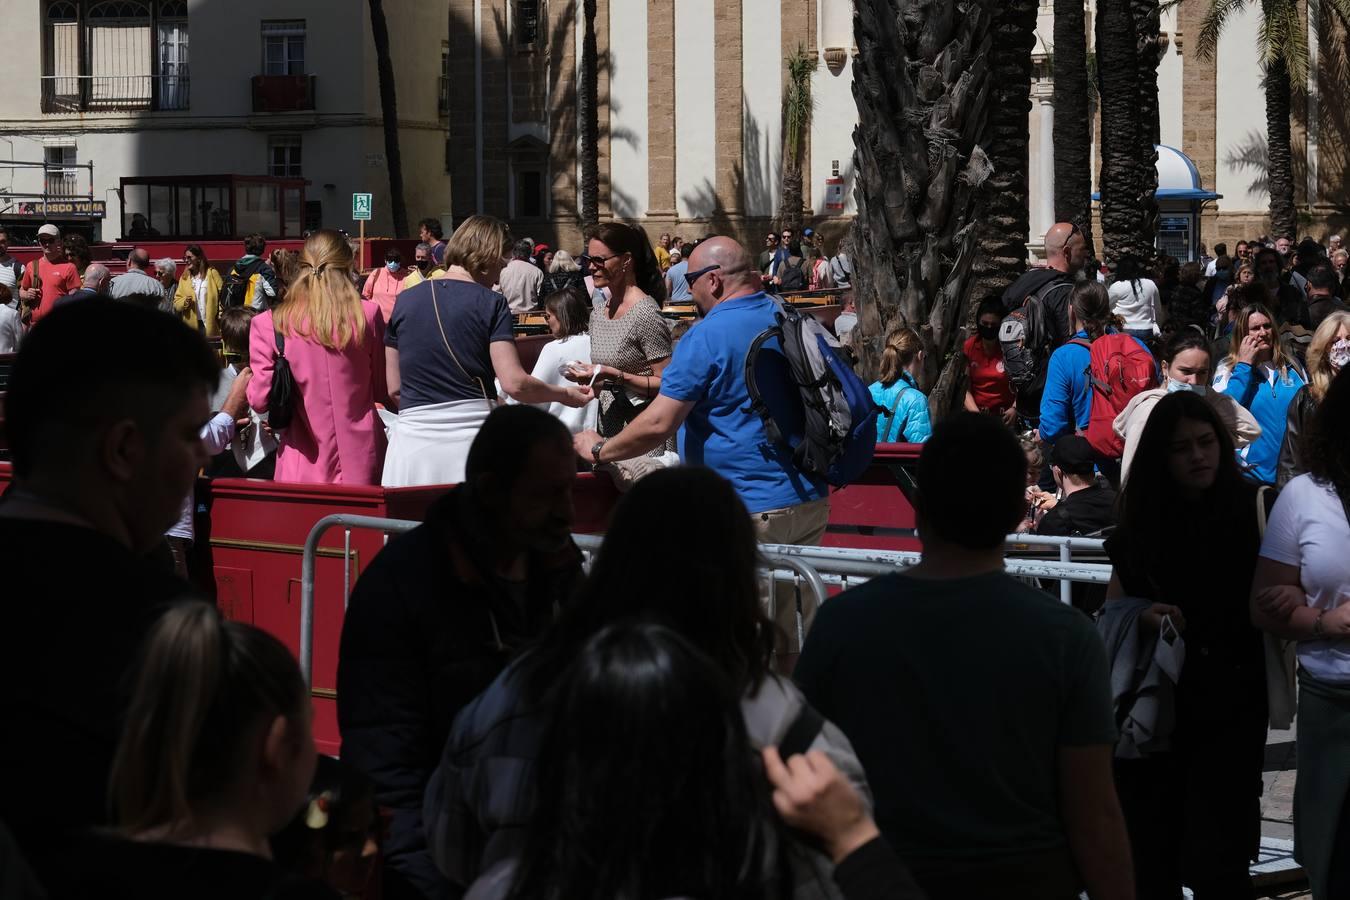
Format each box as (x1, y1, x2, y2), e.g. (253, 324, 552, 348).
(685, 264, 721, 289)
(585, 253, 621, 269)
(38, 237, 55, 245)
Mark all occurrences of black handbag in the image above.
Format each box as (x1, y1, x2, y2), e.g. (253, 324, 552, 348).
(268, 329, 298, 430)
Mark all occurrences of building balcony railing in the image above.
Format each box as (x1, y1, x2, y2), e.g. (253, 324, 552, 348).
(40, 75, 191, 113)
(439, 76, 449, 116)
(252, 75, 316, 113)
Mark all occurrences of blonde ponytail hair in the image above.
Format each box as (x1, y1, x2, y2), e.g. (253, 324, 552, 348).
(271, 229, 368, 350)
(109, 604, 306, 833)
(877, 328, 923, 386)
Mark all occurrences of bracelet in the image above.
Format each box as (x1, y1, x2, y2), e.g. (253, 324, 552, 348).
(1314, 609, 1327, 638)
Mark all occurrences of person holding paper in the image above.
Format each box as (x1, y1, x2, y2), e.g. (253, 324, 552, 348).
(1102, 391, 1271, 898)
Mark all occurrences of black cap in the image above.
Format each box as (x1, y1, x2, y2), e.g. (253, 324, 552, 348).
(1051, 435, 1096, 476)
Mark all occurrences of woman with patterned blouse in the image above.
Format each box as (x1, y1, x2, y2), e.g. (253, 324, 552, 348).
(568, 223, 675, 468)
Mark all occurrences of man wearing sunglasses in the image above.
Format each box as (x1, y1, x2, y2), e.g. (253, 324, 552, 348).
(18, 224, 81, 326)
(574, 236, 830, 648)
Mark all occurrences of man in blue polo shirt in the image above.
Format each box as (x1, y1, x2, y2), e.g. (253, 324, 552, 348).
(573, 236, 829, 645)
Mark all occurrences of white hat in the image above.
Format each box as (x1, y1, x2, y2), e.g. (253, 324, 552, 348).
(37, 223, 61, 238)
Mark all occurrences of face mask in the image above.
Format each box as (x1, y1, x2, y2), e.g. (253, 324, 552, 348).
(977, 323, 999, 340)
(416, 259, 431, 272)
(1330, 338, 1350, 372)
(1166, 377, 1207, 397)
(386, 261, 399, 273)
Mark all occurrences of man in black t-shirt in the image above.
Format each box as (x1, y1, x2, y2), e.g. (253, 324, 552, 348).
(1036, 435, 1118, 537)
(1002, 221, 1091, 349)
(0, 302, 218, 881)
(794, 415, 1133, 900)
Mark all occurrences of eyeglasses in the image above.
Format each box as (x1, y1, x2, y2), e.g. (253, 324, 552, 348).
(685, 264, 721, 289)
(37, 236, 55, 245)
(583, 253, 621, 269)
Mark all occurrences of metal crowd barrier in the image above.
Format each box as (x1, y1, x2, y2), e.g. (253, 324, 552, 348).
(299, 516, 1112, 686)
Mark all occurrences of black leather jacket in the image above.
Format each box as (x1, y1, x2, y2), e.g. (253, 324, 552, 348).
(1277, 384, 1318, 487)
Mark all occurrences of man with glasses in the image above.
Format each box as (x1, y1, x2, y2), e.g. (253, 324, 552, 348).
(1003, 221, 1089, 347)
(759, 231, 779, 274)
(18, 224, 81, 326)
(574, 236, 831, 653)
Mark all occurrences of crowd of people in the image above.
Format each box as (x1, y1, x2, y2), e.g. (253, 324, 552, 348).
(2, 214, 1350, 900)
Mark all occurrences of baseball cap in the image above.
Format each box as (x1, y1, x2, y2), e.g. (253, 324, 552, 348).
(803, 228, 815, 238)
(1051, 435, 1096, 477)
(37, 224, 61, 239)
(533, 243, 550, 255)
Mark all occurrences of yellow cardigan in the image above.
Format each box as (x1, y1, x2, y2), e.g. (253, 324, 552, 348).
(173, 268, 223, 337)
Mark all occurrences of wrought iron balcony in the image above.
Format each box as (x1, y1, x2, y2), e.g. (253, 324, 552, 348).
(40, 74, 190, 113)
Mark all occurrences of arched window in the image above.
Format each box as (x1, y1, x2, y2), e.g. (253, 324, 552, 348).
(41, 0, 189, 111)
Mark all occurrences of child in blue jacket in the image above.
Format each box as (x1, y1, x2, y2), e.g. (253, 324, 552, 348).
(870, 327, 932, 444)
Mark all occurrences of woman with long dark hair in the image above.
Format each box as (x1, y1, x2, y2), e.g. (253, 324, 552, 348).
(1251, 367, 1350, 900)
(457, 622, 921, 900)
(1108, 254, 1161, 340)
(425, 466, 870, 897)
(568, 222, 675, 480)
(1103, 391, 1268, 898)
(172, 244, 222, 336)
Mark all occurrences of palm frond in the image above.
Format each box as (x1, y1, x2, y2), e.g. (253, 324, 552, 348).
(783, 46, 817, 167)
(1160, 0, 1185, 14)
(1258, 0, 1309, 81)
(1197, 0, 1252, 58)
(1326, 0, 1350, 30)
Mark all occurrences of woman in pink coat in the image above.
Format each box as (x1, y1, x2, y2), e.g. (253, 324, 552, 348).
(248, 229, 388, 485)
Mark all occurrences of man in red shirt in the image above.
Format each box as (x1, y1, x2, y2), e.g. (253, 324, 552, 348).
(18, 224, 81, 325)
(963, 296, 1016, 425)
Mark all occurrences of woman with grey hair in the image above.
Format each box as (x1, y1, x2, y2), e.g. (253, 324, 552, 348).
(153, 258, 178, 312)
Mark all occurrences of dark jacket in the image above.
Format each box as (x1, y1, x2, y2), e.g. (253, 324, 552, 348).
(1277, 384, 1318, 488)
(535, 269, 586, 307)
(1001, 267, 1075, 347)
(1165, 284, 1211, 333)
(1034, 483, 1118, 537)
(336, 488, 583, 900)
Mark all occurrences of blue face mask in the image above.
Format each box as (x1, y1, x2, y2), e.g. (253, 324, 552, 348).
(1166, 377, 1207, 397)
(385, 261, 399, 273)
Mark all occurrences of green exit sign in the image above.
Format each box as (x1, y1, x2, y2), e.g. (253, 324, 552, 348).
(352, 193, 373, 221)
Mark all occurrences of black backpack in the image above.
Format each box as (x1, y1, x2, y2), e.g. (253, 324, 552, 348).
(268, 330, 298, 431)
(221, 265, 252, 310)
(999, 281, 1073, 396)
(778, 257, 807, 293)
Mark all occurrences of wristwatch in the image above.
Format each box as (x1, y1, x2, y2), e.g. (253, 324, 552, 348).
(590, 438, 607, 464)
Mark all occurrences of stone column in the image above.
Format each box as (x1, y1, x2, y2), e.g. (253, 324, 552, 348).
(1034, 81, 1055, 239)
(714, 0, 743, 216)
(647, 0, 677, 223)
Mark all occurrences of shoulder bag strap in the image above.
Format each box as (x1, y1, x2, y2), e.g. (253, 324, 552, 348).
(1255, 485, 1271, 538)
(430, 280, 493, 406)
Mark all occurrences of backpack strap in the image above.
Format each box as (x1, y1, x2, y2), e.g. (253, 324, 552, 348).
(744, 325, 786, 448)
(879, 380, 911, 441)
(778, 701, 826, 759)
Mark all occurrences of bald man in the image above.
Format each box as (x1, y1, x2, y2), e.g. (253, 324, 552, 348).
(108, 247, 165, 302)
(53, 263, 112, 307)
(574, 236, 831, 645)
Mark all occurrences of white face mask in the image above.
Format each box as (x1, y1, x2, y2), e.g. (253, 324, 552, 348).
(1166, 377, 1207, 397)
(1330, 338, 1350, 372)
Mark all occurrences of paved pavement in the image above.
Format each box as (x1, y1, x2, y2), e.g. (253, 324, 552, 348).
(1256, 722, 1307, 898)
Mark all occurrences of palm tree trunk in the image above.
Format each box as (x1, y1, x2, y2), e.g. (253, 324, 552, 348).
(850, 0, 996, 416)
(578, 0, 600, 230)
(1053, 0, 1094, 256)
(780, 161, 804, 232)
(1266, 55, 1297, 239)
(368, 0, 408, 238)
(1132, 0, 1161, 264)
(1096, 0, 1158, 265)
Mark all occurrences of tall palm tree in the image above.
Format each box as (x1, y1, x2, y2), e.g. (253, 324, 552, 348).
(1194, 0, 1350, 240)
(578, 0, 600, 230)
(778, 48, 816, 233)
(1096, 0, 1160, 264)
(850, 0, 998, 414)
(368, 0, 408, 238)
(1053, 0, 1095, 256)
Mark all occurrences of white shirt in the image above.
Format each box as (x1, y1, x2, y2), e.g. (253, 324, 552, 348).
(166, 412, 237, 541)
(1260, 474, 1350, 682)
(0, 258, 23, 294)
(1204, 259, 1218, 278)
(193, 274, 208, 324)
(1107, 278, 1161, 332)
(505, 334, 598, 435)
(0, 302, 21, 353)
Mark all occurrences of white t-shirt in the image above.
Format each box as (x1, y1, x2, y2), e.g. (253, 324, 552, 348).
(0, 302, 21, 354)
(1107, 278, 1161, 332)
(193, 274, 208, 324)
(503, 334, 598, 435)
(0, 258, 24, 295)
(1259, 473, 1350, 682)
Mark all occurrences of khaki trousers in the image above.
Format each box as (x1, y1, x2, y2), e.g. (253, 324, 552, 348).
(752, 496, 831, 653)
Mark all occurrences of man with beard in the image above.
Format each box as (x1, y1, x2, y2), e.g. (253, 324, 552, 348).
(1253, 247, 1305, 325)
(337, 406, 584, 900)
